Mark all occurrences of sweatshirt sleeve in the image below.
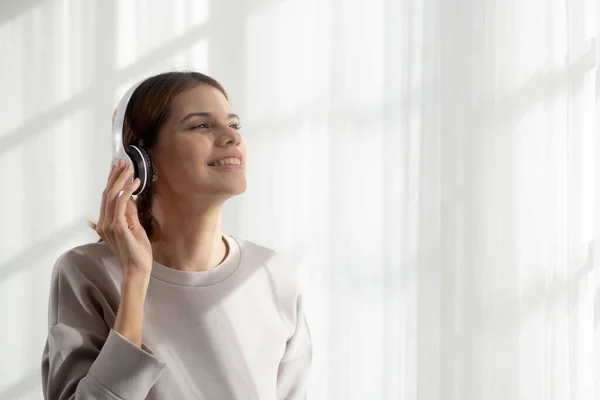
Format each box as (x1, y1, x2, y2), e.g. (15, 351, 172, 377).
(41, 249, 166, 400)
(276, 293, 312, 400)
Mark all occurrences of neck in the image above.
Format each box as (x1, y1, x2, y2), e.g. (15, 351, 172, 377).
(149, 195, 228, 272)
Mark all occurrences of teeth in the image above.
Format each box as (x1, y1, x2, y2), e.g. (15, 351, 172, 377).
(210, 158, 242, 166)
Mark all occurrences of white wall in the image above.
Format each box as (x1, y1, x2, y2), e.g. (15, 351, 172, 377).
(1, 0, 599, 399)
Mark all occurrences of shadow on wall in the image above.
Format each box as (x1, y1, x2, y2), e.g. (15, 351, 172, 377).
(0, 0, 45, 25)
(0, 221, 87, 283)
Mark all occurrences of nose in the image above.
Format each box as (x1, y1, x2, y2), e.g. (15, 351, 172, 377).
(216, 125, 242, 147)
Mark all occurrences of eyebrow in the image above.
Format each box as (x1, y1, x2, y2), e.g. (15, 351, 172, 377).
(179, 112, 240, 123)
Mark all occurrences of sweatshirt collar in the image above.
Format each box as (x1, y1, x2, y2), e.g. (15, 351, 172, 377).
(149, 235, 241, 287)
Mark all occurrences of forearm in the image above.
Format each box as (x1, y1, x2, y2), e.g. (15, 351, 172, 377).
(114, 273, 150, 348)
(44, 264, 165, 400)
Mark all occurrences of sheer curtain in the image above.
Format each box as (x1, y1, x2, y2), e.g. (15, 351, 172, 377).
(0, 0, 598, 399)
(243, 0, 599, 399)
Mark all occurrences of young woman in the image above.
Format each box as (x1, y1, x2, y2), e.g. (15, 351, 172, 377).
(41, 71, 312, 399)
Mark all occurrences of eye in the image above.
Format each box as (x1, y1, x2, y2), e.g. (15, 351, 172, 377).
(190, 122, 209, 130)
(229, 122, 242, 130)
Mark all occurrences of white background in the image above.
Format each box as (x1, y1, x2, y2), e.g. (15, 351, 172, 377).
(0, 0, 599, 399)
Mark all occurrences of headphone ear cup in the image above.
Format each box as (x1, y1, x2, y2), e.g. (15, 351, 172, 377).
(126, 145, 153, 195)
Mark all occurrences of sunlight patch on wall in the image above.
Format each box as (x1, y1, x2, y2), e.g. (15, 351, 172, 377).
(116, 0, 210, 71)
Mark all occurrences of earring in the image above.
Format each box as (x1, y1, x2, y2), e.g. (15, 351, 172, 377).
(152, 173, 158, 182)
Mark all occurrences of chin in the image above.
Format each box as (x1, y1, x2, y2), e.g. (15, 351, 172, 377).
(232, 182, 248, 195)
(215, 181, 247, 197)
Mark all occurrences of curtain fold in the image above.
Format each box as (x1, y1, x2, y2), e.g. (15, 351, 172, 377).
(241, 0, 599, 398)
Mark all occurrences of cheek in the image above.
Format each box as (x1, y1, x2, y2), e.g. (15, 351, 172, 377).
(157, 141, 211, 183)
(173, 138, 212, 164)
(241, 141, 249, 164)
(164, 159, 212, 193)
(177, 151, 211, 180)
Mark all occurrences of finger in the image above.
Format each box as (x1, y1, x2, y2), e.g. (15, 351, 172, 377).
(114, 177, 140, 224)
(100, 160, 126, 229)
(106, 162, 117, 184)
(125, 194, 144, 232)
(107, 159, 126, 189)
(98, 163, 120, 232)
(104, 164, 134, 228)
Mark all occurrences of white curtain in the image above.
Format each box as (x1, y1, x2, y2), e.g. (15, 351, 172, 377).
(0, 0, 598, 399)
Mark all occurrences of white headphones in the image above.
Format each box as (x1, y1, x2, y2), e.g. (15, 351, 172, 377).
(111, 79, 153, 195)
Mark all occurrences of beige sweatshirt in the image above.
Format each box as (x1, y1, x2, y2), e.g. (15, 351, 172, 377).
(41, 235, 311, 399)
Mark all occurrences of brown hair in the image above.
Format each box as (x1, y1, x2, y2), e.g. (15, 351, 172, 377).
(88, 71, 228, 241)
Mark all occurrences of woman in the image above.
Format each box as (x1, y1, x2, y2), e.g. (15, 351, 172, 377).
(41, 71, 312, 399)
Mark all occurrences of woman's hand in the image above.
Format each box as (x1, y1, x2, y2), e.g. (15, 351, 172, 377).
(96, 159, 153, 282)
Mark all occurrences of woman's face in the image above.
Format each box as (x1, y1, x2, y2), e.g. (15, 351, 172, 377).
(151, 83, 248, 200)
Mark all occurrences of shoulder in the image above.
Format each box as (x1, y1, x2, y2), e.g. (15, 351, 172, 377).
(233, 236, 301, 284)
(53, 242, 117, 281)
(231, 237, 308, 335)
(231, 235, 304, 302)
(48, 242, 121, 326)
(54, 241, 111, 268)
(50, 242, 122, 299)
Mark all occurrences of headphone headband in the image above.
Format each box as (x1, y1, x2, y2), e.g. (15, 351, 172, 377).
(111, 78, 153, 195)
(111, 80, 145, 167)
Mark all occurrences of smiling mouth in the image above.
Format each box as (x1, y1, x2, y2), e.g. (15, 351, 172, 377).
(208, 158, 244, 167)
